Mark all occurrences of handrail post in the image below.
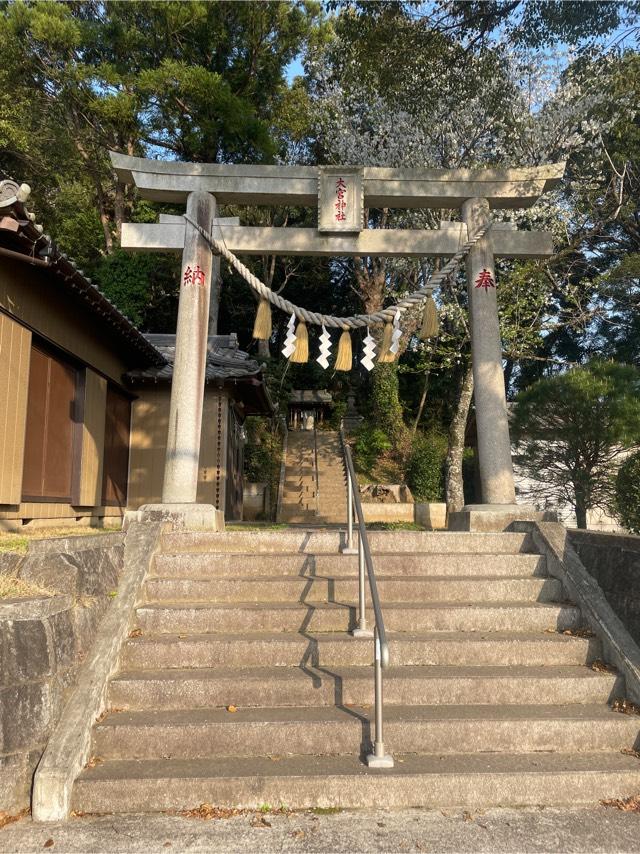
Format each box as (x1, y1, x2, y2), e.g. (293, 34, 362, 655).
(367, 626, 394, 768)
(352, 535, 372, 638)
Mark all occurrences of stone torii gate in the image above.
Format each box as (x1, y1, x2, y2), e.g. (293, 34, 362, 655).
(112, 152, 564, 530)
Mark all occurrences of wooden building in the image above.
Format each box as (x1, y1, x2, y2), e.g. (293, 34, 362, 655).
(0, 179, 271, 530)
(287, 389, 333, 430)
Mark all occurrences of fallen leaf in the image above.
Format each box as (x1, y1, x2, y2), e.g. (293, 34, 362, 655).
(0, 809, 29, 830)
(44, 840, 54, 848)
(226, 705, 238, 713)
(621, 748, 640, 758)
(84, 756, 102, 769)
(613, 697, 640, 716)
(601, 795, 640, 812)
(250, 816, 272, 828)
(164, 843, 172, 847)
(180, 804, 243, 821)
(563, 627, 595, 638)
(291, 830, 306, 839)
(128, 628, 143, 638)
(591, 659, 616, 673)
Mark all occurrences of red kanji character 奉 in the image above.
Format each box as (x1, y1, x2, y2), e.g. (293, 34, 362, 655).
(474, 269, 495, 291)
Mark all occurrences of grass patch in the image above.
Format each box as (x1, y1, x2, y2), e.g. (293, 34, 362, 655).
(0, 575, 53, 600)
(225, 523, 289, 531)
(0, 526, 117, 553)
(365, 522, 425, 531)
(309, 806, 343, 815)
(0, 535, 28, 553)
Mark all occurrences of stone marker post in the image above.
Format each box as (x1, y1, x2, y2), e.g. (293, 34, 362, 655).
(462, 197, 517, 506)
(162, 191, 217, 506)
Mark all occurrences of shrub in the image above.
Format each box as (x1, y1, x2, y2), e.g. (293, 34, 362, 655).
(353, 425, 392, 475)
(328, 399, 347, 430)
(615, 452, 640, 534)
(406, 432, 447, 502)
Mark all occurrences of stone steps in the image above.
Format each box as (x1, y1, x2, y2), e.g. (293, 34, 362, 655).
(135, 600, 582, 634)
(279, 430, 347, 524)
(108, 665, 621, 710)
(161, 530, 535, 554)
(68, 524, 640, 814)
(121, 630, 599, 670)
(92, 704, 638, 760)
(153, 551, 548, 578)
(142, 575, 563, 605)
(72, 752, 640, 813)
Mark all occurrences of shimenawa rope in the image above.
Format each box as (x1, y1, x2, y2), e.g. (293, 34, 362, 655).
(183, 214, 489, 330)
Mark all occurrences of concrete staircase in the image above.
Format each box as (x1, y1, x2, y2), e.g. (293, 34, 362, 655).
(278, 430, 348, 524)
(72, 529, 640, 813)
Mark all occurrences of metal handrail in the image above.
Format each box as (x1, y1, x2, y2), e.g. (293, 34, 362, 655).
(339, 428, 393, 768)
(313, 423, 320, 516)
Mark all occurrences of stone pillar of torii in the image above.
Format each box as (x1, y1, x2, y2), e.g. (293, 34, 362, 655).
(112, 153, 564, 531)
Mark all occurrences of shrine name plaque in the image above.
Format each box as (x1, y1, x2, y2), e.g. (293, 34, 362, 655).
(318, 166, 364, 233)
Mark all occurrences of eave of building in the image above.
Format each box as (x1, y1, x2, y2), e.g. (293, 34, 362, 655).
(110, 151, 566, 210)
(124, 333, 274, 416)
(0, 179, 165, 368)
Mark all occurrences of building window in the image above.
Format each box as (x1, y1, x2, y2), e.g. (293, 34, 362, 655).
(102, 386, 131, 507)
(22, 344, 78, 501)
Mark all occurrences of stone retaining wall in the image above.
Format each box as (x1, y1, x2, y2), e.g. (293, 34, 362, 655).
(568, 530, 640, 645)
(0, 533, 125, 811)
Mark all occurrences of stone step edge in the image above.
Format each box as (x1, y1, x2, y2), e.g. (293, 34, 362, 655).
(111, 664, 617, 681)
(94, 702, 629, 727)
(123, 629, 589, 644)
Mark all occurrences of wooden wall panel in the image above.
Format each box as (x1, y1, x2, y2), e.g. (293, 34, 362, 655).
(78, 369, 107, 506)
(102, 386, 132, 507)
(128, 387, 227, 510)
(0, 261, 129, 383)
(128, 389, 169, 508)
(0, 314, 31, 504)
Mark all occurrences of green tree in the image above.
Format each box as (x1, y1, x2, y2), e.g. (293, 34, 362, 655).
(0, 0, 324, 333)
(512, 361, 640, 528)
(615, 451, 640, 534)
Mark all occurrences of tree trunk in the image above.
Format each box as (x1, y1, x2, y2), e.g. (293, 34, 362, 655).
(445, 363, 474, 513)
(412, 369, 430, 434)
(114, 180, 124, 243)
(574, 490, 588, 529)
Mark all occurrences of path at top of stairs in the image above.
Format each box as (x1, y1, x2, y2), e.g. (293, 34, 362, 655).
(72, 529, 640, 814)
(278, 430, 348, 524)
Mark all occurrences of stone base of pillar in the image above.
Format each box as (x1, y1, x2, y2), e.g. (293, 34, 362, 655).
(124, 503, 225, 532)
(448, 504, 558, 533)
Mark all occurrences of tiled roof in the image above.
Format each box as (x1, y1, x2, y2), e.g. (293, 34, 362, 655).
(124, 333, 264, 383)
(290, 389, 334, 405)
(0, 178, 164, 367)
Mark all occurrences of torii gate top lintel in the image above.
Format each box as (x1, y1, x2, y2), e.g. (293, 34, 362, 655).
(110, 151, 565, 210)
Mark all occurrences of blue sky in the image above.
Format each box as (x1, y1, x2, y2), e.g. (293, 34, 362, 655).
(285, 56, 305, 82)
